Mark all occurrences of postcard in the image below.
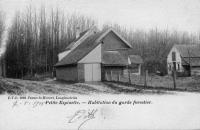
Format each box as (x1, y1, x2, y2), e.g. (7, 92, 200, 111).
(0, 0, 200, 129)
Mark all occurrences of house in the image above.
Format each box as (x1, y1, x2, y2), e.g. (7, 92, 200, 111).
(167, 44, 200, 76)
(55, 27, 143, 82)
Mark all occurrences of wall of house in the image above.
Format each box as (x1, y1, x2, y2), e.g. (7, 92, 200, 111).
(100, 31, 131, 80)
(78, 44, 102, 81)
(129, 64, 141, 75)
(101, 31, 129, 51)
(77, 63, 84, 82)
(78, 44, 101, 63)
(167, 46, 183, 74)
(103, 66, 124, 81)
(56, 65, 78, 81)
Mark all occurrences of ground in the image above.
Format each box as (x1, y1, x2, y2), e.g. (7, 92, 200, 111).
(0, 75, 200, 95)
(0, 78, 163, 95)
(0, 77, 200, 129)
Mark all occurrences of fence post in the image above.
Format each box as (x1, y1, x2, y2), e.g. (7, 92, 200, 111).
(118, 72, 120, 82)
(172, 69, 176, 90)
(111, 70, 113, 81)
(144, 70, 148, 87)
(128, 69, 131, 84)
(105, 71, 108, 81)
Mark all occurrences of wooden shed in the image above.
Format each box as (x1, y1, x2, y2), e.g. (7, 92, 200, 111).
(55, 27, 142, 82)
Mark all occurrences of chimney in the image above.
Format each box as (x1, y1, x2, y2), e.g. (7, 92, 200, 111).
(76, 27, 80, 39)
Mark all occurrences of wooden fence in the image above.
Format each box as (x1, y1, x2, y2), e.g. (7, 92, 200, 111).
(104, 71, 175, 89)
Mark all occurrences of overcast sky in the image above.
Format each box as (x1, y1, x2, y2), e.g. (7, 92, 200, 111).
(1, 0, 200, 32)
(0, 0, 200, 55)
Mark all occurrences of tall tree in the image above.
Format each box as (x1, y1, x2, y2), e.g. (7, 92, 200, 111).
(5, 6, 97, 78)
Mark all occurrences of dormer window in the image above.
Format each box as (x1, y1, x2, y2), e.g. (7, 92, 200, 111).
(172, 52, 176, 61)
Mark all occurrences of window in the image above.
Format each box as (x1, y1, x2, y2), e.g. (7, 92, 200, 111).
(177, 63, 180, 70)
(172, 52, 176, 61)
(169, 64, 171, 71)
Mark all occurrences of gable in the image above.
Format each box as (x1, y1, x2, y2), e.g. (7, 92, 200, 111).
(79, 44, 101, 63)
(102, 31, 130, 51)
(55, 31, 104, 67)
(167, 46, 182, 63)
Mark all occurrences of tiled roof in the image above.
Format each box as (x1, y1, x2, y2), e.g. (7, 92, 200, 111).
(175, 44, 200, 57)
(55, 31, 104, 66)
(182, 57, 200, 66)
(65, 30, 89, 50)
(102, 51, 128, 66)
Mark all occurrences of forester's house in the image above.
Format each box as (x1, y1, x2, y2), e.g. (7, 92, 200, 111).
(55, 27, 143, 82)
(167, 44, 200, 76)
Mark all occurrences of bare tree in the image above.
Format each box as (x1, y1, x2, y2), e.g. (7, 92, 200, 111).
(0, 11, 5, 46)
(4, 5, 97, 78)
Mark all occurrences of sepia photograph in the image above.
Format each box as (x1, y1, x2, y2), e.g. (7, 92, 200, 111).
(0, 0, 200, 129)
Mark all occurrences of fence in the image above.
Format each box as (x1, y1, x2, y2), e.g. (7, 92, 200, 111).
(104, 71, 175, 89)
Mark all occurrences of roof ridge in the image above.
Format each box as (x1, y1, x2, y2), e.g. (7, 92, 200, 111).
(65, 28, 97, 50)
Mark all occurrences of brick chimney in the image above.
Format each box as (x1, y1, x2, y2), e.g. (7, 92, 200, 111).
(76, 27, 80, 39)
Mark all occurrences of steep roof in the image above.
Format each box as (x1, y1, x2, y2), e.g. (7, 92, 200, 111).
(175, 44, 200, 57)
(182, 57, 200, 66)
(65, 30, 89, 50)
(102, 51, 128, 66)
(55, 28, 132, 67)
(129, 55, 143, 64)
(55, 31, 104, 66)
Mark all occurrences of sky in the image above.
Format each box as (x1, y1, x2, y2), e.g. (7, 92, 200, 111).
(0, 0, 200, 55)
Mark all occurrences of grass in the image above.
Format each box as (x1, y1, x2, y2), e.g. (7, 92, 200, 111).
(0, 74, 199, 95)
(107, 73, 200, 92)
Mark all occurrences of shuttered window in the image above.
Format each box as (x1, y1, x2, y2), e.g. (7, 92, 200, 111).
(177, 63, 180, 70)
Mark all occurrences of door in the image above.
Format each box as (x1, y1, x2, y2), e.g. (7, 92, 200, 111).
(92, 64, 101, 81)
(173, 62, 176, 70)
(84, 64, 101, 81)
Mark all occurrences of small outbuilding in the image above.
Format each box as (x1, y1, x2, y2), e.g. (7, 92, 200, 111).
(55, 27, 143, 82)
(128, 55, 143, 75)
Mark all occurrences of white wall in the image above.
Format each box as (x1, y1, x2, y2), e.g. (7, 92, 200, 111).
(78, 44, 101, 63)
(167, 46, 183, 74)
